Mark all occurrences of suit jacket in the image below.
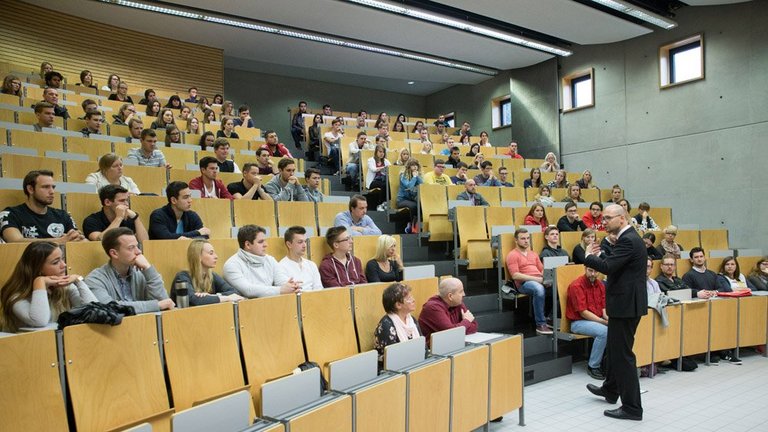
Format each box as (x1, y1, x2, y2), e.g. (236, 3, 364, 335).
(584, 227, 648, 318)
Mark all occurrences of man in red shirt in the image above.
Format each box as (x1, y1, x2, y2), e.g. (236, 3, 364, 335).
(188, 157, 234, 199)
(506, 228, 552, 335)
(567, 266, 608, 379)
(260, 130, 293, 158)
(504, 141, 524, 159)
(418, 277, 478, 343)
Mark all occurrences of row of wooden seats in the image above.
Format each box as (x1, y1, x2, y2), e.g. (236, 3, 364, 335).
(0, 277, 522, 431)
(554, 264, 768, 368)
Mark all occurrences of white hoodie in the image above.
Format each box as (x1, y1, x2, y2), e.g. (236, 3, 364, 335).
(223, 249, 289, 298)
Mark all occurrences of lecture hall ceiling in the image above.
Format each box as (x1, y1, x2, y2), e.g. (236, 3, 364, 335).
(23, 0, 750, 95)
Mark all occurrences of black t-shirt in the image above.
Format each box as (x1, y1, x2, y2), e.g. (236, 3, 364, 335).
(82, 210, 137, 239)
(217, 159, 236, 173)
(227, 181, 264, 200)
(0, 204, 76, 239)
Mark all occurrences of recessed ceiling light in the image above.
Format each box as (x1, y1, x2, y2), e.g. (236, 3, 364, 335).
(97, 0, 499, 76)
(589, 0, 677, 29)
(407, 81, 415, 85)
(346, 0, 572, 57)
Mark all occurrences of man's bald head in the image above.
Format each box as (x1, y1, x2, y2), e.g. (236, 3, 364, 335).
(604, 203, 626, 218)
(602, 203, 628, 234)
(438, 277, 462, 298)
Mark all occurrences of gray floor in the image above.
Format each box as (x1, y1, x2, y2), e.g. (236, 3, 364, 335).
(489, 351, 768, 432)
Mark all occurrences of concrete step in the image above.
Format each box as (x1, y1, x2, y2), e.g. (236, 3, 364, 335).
(523, 353, 572, 386)
(475, 310, 514, 333)
(464, 293, 498, 313)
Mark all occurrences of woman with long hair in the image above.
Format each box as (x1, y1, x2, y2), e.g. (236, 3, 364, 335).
(411, 120, 424, 134)
(392, 121, 405, 133)
(524, 168, 542, 189)
(172, 240, 243, 306)
(394, 147, 411, 166)
(198, 131, 215, 151)
(397, 158, 423, 233)
(747, 257, 768, 291)
(478, 131, 491, 147)
(202, 108, 216, 124)
(102, 73, 120, 93)
(572, 229, 597, 264)
(420, 141, 434, 155)
(1, 242, 96, 332)
(535, 185, 554, 207)
(164, 124, 182, 147)
(112, 103, 135, 126)
(151, 108, 176, 130)
(524, 203, 549, 230)
(85, 153, 140, 194)
(718, 256, 755, 291)
(466, 143, 480, 157)
(366, 144, 391, 210)
(576, 169, 596, 189)
(540, 152, 560, 172)
(220, 100, 235, 118)
(145, 99, 161, 117)
(164, 95, 182, 109)
(548, 169, 569, 189)
(108, 81, 133, 103)
(307, 113, 323, 154)
(365, 235, 404, 283)
(217, 116, 240, 139)
(39, 61, 53, 80)
(374, 112, 389, 129)
(186, 116, 200, 135)
(212, 94, 224, 105)
(1, 74, 22, 96)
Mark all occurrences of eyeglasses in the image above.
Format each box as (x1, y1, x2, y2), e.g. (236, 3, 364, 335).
(336, 237, 352, 243)
(602, 214, 618, 222)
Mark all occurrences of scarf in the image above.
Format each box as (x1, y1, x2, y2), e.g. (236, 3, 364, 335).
(387, 313, 418, 343)
(660, 239, 681, 258)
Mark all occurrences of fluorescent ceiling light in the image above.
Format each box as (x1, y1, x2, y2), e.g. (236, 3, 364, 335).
(590, 0, 677, 29)
(97, 0, 497, 76)
(346, 0, 572, 57)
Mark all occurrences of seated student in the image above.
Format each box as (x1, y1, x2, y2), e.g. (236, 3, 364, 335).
(137, 88, 156, 106)
(79, 111, 104, 138)
(197, 131, 215, 151)
(473, 161, 502, 187)
(303, 168, 325, 203)
(127, 129, 170, 168)
(469, 152, 484, 170)
(497, 167, 514, 187)
(524, 168, 543, 189)
(323, 119, 344, 174)
(289, 101, 307, 148)
(540, 152, 559, 172)
(393, 147, 411, 166)
(0, 241, 97, 332)
(164, 124, 182, 147)
(222, 225, 300, 298)
(40, 62, 53, 81)
(748, 257, 768, 291)
(419, 140, 434, 155)
(346, 131, 375, 186)
(202, 108, 217, 124)
(253, 148, 278, 175)
(0, 170, 85, 243)
(263, 159, 308, 201)
(84, 185, 149, 242)
(319, 226, 367, 287)
(365, 144, 391, 210)
(40, 87, 70, 119)
(307, 114, 323, 157)
(506, 228, 552, 335)
(77, 70, 97, 89)
(572, 229, 597, 265)
(656, 225, 684, 259)
(32, 101, 57, 131)
(334, 195, 382, 237)
(164, 95, 183, 110)
(575, 170, 597, 190)
(126, 118, 144, 142)
(217, 116, 240, 139)
(632, 202, 660, 232)
(188, 157, 234, 199)
(540, 226, 570, 260)
(44, 71, 64, 89)
(148, 181, 210, 239)
(523, 203, 548, 229)
(211, 138, 240, 173)
(365, 235, 404, 283)
(505, 141, 524, 159)
(547, 169, 569, 189)
(1, 74, 22, 96)
(151, 108, 176, 131)
(450, 162, 470, 185)
(146, 100, 161, 118)
(374, 282, 421, 368)
(112, 103, 136, 126)
(646, 258, 662, 296)
(278, 226, 323, 291)
(718, 256, 756, 291)
(557, 202, 587, 232)
(561, 184, 584, 203)
(185, 87, 199, 103)
(655, 254, 692, 293)
(185, 114, 199, 134)
(227, 163, 271, 200)
(445, 146, 462, 168)
(606, 184, 623, 205)
(418, 277, 478, 342)
(582, 202, 605, 231)
(86, 227, 174, 314)
(642, 233, 664, 260)
(456, 179, 489, 206)
(172, 240, 243, 306)
(232, 104, 254, 128)
(398, 159, 423, 233)
(108, 81, 134, 103)
(439, 136, 456, 156)
(566, 265, 608, 380)
(535, 185, 555, 207)
(79, 99, 99, 119)
(422, 159, 453, 185)
(85, 153, 141, 195)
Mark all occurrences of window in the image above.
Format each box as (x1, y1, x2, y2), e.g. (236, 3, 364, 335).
(660, 34, 704, 88)
(561, 68, 594, 113)
(444, 112, 455, 128)
(491, 95, 512, 129)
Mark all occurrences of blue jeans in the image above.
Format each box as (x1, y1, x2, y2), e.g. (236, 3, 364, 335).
(518, 280, 546, 326)
(571, 319, 608, 369)
(346, 162, 359, 183)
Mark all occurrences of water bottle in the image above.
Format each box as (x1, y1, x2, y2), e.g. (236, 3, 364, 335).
(175, 281, 189, 309)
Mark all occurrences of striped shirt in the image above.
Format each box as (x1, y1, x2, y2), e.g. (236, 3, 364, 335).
(126, 148, 167, 167)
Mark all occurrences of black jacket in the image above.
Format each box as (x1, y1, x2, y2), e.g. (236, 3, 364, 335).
(148, 204, 206, 239)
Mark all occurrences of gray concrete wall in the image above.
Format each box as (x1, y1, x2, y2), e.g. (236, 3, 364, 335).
(559, 2, 768, 250)
(223, 68, 426, 142)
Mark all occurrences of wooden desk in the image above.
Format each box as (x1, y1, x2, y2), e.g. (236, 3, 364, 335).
(632, 312, 653, 367)
(682, 301, 709, 356)
(653, 303, 682, 362)
(709, 298, 738, 352)
(450, 346, 490, 432)
(287, 395, 352, 432)
(354, 375, 406, 432)
(407, 359, 451, 432)
(489, 335, 523, 420)
(739, 296, 768, 347)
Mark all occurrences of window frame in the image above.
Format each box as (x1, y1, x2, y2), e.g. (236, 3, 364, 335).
(491, 95, 512, 130)
(561, 68, 594, 113)
(659, 33, 704, 89)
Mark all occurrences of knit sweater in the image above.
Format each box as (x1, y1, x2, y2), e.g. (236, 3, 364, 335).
(85, 263, 167, 314)
(222, 249, 289, 298)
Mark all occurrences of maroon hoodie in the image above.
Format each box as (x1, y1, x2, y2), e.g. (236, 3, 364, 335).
(318, 253, 367, 288)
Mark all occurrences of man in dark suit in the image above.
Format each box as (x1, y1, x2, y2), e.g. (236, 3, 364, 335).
(584, 204, 648, 421)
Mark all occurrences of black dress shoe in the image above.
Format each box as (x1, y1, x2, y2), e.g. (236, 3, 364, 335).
(604, 407, 642, 421)
(586, 383, 617, 404)
(490, 416, 503, 423)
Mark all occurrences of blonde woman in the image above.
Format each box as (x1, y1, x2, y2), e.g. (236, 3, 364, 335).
(365, 235, 404, 282)
(394, 147, 411, 166)
(576, 170, 597, 189)
(420, 140, 434, 155)
(1, 242, 96, 332)
(548, 169, 569, 189)
(572, 229, 597, 264)
(85, 153, 140, 194)
(172, 240, 244, 306)
(657, 225, 684, 258)
(186, 116, 200, 135)
(220, 100, 235, 118)
(540, 152, 560, 172)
